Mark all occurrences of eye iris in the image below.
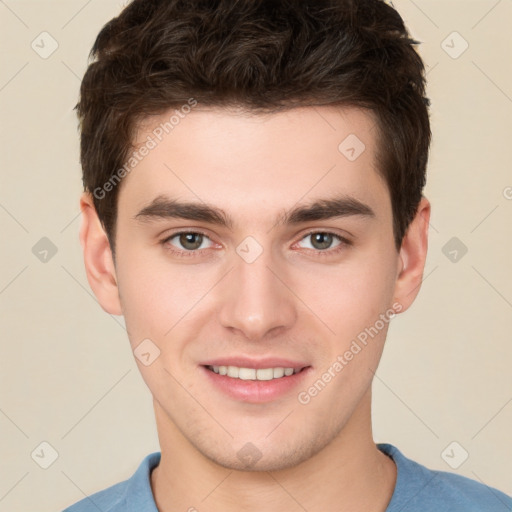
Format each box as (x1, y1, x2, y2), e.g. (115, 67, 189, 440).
(311, 233, 333, 250)
(179, 233, 203, 250)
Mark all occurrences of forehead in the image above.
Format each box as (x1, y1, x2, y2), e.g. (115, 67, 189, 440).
(119, 105, 390, 224)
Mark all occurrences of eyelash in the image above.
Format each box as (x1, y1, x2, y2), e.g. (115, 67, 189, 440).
(160, 230, 352, 259)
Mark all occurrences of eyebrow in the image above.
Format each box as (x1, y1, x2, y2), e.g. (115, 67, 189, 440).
(133, 194, 376, 229)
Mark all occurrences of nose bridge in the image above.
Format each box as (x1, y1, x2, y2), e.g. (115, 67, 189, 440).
(217, 240, 296, 340)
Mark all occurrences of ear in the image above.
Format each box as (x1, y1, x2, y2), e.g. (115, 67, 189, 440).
(79, 192, 122, 315)
(392, 196, 431, 314)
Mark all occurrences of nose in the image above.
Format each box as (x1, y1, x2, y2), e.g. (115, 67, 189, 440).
(217, 246, 297, 341)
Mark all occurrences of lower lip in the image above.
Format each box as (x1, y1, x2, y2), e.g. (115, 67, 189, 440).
(201, 366, 311, 403)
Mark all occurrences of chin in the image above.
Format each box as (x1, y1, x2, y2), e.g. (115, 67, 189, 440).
(195, 432, 332, 473)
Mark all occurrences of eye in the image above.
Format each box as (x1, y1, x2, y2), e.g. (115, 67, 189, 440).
(297, 231, 349, 252)
(161, 230, 351, 259)
(164, 231, 214, 252)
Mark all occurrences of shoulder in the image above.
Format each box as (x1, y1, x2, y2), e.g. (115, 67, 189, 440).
(379, 443, 512, 512)
(61, 452, 161, 512)
(62, 480, 127, 512)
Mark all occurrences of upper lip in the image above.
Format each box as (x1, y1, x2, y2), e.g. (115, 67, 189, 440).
(201, 357, 310, 370)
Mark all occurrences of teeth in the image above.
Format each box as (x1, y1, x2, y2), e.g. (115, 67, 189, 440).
(273, 367, 285, 378)
(227, 366, 239, 378)
(239, 368, 256, 380)
(209, 365, 300, 381)
(256, 368, 274, 381)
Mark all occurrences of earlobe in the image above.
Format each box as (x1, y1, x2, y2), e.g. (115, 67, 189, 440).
(392, 196, 431, 314)
(79, 192, 123, 316)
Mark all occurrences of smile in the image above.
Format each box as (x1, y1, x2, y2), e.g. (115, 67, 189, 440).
(206, 365, 302, 381)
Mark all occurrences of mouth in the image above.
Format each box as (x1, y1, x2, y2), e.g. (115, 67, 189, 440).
(205, 364, 306, 381)
(200, 359, 311, 403)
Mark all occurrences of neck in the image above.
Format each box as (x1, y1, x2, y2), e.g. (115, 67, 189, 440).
(150, 389, 396, 512)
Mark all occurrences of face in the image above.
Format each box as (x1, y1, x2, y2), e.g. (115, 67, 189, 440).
(85, 105, 425, 471)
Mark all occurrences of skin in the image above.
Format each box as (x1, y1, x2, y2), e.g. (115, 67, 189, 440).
(80, 105, 430, 512)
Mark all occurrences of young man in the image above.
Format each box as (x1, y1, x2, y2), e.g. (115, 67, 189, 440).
(64, 0, 511, 510)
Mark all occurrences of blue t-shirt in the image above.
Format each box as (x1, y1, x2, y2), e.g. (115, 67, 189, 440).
(62, 443, 512, 511)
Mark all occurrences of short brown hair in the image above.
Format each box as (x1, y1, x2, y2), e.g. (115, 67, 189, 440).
(76, 0, 431, 256)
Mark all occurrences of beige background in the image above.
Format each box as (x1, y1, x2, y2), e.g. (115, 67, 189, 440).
(0, 1, 511, 510)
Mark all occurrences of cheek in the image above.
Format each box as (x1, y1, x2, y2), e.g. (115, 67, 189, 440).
(292, 247, 397, 342)
(115, 244, 217, 348)
(115, 246, 176, 342)
(299, 247, 397, 399)
(296, 257, 396, 422)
